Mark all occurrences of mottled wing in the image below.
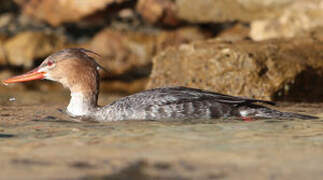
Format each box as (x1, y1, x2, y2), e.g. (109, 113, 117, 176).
(108, 86, 274, 109)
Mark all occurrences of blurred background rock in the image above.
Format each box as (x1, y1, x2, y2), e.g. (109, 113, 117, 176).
(0, 0, 322, 101)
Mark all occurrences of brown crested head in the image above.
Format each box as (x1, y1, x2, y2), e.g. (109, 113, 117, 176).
(3, 48, 103, 95)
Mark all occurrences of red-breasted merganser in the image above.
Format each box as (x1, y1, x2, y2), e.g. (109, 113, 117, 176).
(2, 48, 317, 121)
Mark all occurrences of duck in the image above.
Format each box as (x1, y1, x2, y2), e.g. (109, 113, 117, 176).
(2, 48, 317, 121)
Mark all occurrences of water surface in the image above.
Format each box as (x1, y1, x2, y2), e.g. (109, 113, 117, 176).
(0, 90, 323, 180)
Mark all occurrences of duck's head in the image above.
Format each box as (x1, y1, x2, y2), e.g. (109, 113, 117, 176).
(2, 48, 104, 95)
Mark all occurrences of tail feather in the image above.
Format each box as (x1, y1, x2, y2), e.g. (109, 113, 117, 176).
(239, 106, 318, 120)
(264, 110, 318, 120)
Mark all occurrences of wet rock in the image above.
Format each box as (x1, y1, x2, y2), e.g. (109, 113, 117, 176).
(4, 31, 68, 67)
(85, 27, 210, 76)
(136, 0, 179, 26)
(14, 0, 127, 26)
(250, 1, 323, 41)
(147, 38, 323, 101)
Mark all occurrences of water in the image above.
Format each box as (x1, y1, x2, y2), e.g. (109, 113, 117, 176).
(0, 90, 323, 179)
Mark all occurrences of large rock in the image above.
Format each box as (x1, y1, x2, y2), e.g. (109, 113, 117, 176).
(147, 38, 323, 101)
(135, 0, 323, 41)
(176, 0, 320, 23)
(85, 28, 156, 76)
(85, 27, 210, 76)
(14, 0, 126, 26)
(250, 1, 323, 41)
(4, 31, 67, 67)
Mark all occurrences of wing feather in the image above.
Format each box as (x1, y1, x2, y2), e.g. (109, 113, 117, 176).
(109, 86, 275, 109)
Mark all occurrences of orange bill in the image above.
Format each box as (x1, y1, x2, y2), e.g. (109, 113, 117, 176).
(2, 68, 45, 85)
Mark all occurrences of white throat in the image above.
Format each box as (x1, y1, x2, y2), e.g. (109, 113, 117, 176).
(67, 92, 92, 117)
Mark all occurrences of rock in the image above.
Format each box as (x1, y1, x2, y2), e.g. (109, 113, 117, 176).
(0, 48, 5, 65)
(0, 12, 54, 37)
(4, 31, 67, 67)
(147, 38, 323, 101)
(85, 28, 156, 76)
(85, 27, 210, 76)
(100, 78, 149, 94)
(309, 27, 323, 41)
(0, 13, 14, 29)
(155, 27, 211, 52)
(135, 0, 323, 32)
(14, 0, 126, 26)
(250, 1, 323, 41)
(0, 0, 18, 13)
(176, 0, 321, 24)
(0, 34, 8, 65)
(216, 23, 250, 42)
(136, 0, 179, 26)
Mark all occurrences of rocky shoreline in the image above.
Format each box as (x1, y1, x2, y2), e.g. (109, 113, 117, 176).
(0, 0, 321, 100)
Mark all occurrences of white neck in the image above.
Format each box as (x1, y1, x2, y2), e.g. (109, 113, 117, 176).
(67, 92, 94, 117)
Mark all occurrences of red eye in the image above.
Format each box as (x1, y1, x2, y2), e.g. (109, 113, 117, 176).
(47, 61, 53, 66)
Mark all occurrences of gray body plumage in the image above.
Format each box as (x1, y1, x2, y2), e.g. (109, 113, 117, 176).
(89, 87, 316, 121)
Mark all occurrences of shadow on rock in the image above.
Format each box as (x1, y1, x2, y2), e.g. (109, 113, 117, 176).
(274, 68, 323, 102)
